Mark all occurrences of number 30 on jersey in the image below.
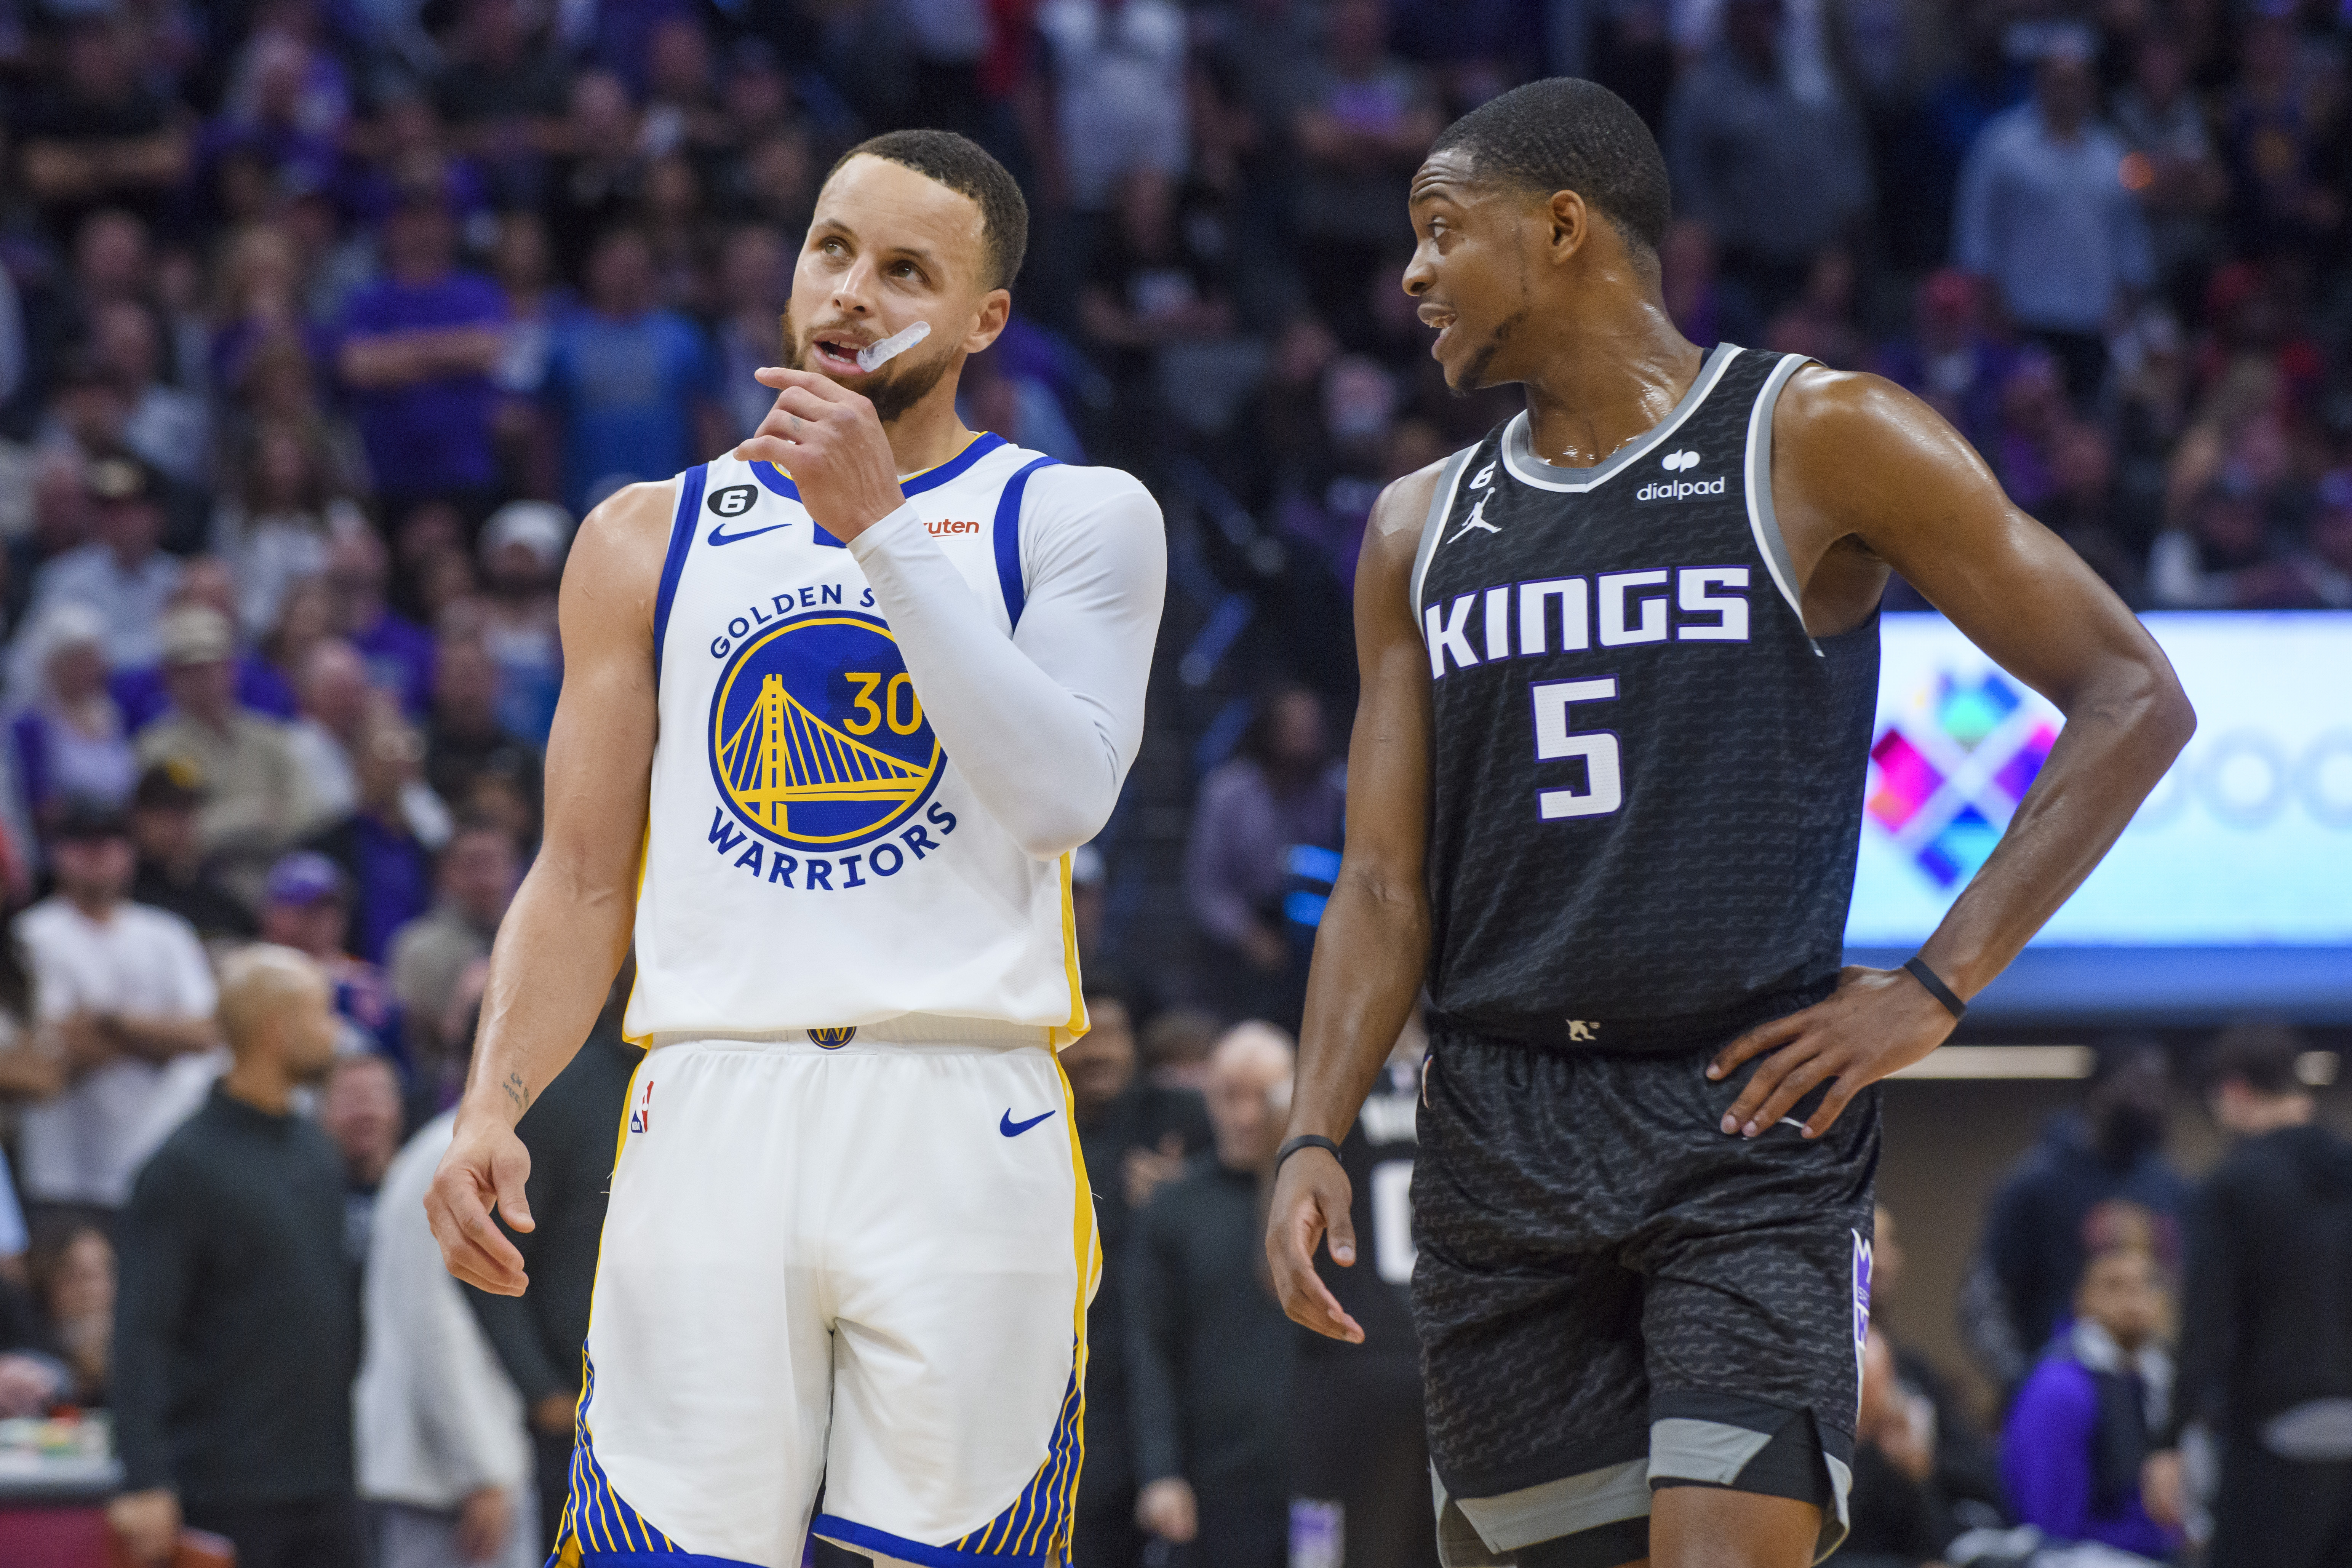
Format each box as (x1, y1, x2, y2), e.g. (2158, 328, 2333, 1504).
(1530, 677, 1621, 819)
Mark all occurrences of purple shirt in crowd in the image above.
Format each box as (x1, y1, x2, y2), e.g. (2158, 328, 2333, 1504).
(337, 269, 506, 499)
(350, 608, 437, 717)
(2002, 1350, 2180, 1560)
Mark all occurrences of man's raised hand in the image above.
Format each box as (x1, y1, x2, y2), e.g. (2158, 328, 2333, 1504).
(734, 368, 907, 545)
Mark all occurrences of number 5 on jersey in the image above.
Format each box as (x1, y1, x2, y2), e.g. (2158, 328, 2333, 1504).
(1530, 677, 1621, 819)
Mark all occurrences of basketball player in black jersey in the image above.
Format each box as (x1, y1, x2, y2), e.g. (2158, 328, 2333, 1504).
(1265, 79, 2194, 1568)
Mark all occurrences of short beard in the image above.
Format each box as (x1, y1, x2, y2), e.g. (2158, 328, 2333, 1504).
(1453, 307, 1528, 395)
(781, 311, 955, 425)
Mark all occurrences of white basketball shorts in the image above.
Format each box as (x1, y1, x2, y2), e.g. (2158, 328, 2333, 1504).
(551, 1027, 1098, 1568)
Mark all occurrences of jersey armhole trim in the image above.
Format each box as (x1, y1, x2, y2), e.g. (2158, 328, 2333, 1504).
(651, 465, 707, 681)
(994, 456, 1062, 631)
(1409, 448, 1477, 625)
(1743, 354, 1823, 658)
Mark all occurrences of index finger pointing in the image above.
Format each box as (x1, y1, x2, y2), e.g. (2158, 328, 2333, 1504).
(755, 366, 855, 399)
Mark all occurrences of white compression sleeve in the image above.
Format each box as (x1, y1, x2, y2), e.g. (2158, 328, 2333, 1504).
(846, 468, 1166, 859)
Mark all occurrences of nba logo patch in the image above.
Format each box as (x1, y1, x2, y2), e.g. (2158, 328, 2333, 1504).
(629, 1080, 654, 1134)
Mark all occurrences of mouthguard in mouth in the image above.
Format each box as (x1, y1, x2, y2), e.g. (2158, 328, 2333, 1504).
(856, 321, 931, 372)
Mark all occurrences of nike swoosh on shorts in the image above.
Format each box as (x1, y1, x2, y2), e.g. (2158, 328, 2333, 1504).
(1000, 1109, 1057, 1137)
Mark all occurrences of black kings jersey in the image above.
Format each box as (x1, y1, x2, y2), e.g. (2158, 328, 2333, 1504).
(1413, 346, 1879, 1051)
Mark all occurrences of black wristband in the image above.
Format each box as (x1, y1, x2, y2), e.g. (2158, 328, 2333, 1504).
(1275, 1134, 1343, 1175)
(1903, 956, 1967, 1020)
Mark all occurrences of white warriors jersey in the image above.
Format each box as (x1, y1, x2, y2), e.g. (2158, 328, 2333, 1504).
(624, 433, 1125, 1049)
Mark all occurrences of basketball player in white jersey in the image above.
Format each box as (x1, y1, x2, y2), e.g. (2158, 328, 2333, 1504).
(424, 130, 1165, 1568)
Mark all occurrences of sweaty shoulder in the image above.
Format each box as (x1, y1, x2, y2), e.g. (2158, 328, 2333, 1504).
(1773, 366, 1976, 483)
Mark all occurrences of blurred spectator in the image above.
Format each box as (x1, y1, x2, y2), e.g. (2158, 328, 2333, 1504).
(1874, 269, 2016, 461)
(14, 802, 217, 1224)
(1288, 1021, 1437, 1568)
(258, 852, 400, 1057)
(109, 945, 359, 1568)
(1953, 34, 2153, 406)
(26, 452, 182, 672)
(134, 604, 307, 893)
(10, 600, 137, 833)
(213, 420, 366, 641)
(29, 1222, 114, 1408)
(2147, 464, 2304, 608)
(1289, 0, 1442, 350)
(126, 761, 258, 944)
(2218, 7, 2344, 265)
(304, 698, 444, 971)
(1078, 168, 1239, 413)
(325, 528, 435, 716)
(387, 821, 516, 1098)
(713, 223, 791, 442)
(1185, 685, 1345, 1033)
(1032, 0, 1191, 215)
(1128, 1021, 1297, 1568)
(539, 229, 726, 516)
(468, 971, 642, 1554)
(2001, 1245, 2179, 1558)
(1764, 246, 1869, 369)
(335, 198, 507, 521)
(544, 72, 648, 280)
(475, 502, 568, 746)
(2111, 36, 2226, 306)
(425, 634, 544, 846)
(2145, 1023, 2352, 1568)
(88, 300, 206, 489)
(101, 558, 305, 730)
(357, 1109, 539, 1568)
(283, 639, 373, 829)
(1062, 978, 1212, 1568)
(1960, 1041, 2188, 1395)
(1667, 0, 1871, 329)
(8, 18, 191, 237)
(318, 1050, 403, 1270)
(487, 212, 569, 412)
(433, 0, 573, 191)
(1142, 1007, 1220, 1094)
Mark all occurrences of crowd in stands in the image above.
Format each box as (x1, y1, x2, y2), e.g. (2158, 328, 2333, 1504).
(0, 0, 2338, 1564)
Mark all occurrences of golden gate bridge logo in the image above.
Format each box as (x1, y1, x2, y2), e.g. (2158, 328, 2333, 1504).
(708, 613, 941, 850)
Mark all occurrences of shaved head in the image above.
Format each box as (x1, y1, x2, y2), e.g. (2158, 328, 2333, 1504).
(218, 943, 329, 1057)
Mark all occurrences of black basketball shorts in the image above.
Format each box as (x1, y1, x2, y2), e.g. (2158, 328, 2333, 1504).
(1411, 1025, 1879, 1568)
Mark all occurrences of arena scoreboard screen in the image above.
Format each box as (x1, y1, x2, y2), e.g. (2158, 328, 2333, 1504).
(1845, 612, 2352, 1020)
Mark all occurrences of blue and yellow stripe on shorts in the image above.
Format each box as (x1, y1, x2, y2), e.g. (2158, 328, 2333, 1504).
(548, 1359, 713, 1566)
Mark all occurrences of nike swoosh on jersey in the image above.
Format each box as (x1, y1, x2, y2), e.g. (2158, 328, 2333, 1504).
(1000, 1108, 1057, 1138)
(707, 522, 789, 546)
